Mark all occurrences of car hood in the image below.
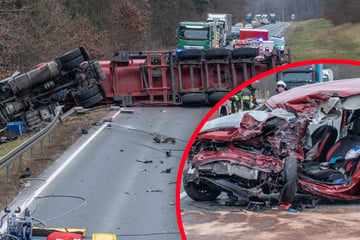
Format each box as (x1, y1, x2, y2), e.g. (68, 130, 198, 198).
(199, 109, 296, 142)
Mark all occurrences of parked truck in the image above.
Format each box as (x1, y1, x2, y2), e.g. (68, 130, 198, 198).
(176, 21, 218, 51)
(269, 13, 276, 24)
(207, 13, 232, 48)
(276, 64, 333, 89)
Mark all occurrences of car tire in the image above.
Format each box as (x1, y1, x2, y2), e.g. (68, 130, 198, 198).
(280, 156, 298, 203)
(177, 49, 204, 61)
(181, 93, 207, 105)
(184, 182, 221, 201)
(232, 48, 259, 59)
(208, 92, 228, 106)
(205, 48, 231, 60)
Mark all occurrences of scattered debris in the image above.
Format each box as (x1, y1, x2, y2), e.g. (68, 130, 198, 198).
(160, 160, 164, 164)
(92, 122, 101, 126)
(168, 180, 176, 184)
(120, 149, 124, 152)
(124, 192, 131, 195)
(74, 107, 90, 114)
(165, 150, 172, 157)
(120, 108, 134, 114)
(19, 167, 31, 179)
(81, 129, 88, 134)
(146, 189, 163, 193)
(103, 116, 113, 122)
(161, 167, 174, 173)
(153, 136, 161, 143)
(136, 159, 153, 164)
(169, 201, 175, 205)
(153, 136, 176, 144)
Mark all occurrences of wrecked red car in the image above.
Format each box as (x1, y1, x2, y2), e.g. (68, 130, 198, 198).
(183, 78, 360, 203)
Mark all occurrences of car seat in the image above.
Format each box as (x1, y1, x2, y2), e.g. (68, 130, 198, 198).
(302, 119, 360, 183)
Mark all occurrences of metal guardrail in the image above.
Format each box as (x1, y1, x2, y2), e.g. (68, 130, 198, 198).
(0, 108, 62, 178)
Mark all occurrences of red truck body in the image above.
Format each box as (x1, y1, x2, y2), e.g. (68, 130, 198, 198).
(99, 50, 278, 105)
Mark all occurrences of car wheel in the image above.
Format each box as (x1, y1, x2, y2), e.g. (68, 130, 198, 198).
(184, 182, 221, 201)
(280, 156, 298, 203)
(205, 48, 231, 60)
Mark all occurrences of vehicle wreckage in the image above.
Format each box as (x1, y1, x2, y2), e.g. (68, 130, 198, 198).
(0, 47, 106, 131)
(183, 78, 360, 204)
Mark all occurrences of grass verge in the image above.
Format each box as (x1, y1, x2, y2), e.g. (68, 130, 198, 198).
(285, 19, 360, 61)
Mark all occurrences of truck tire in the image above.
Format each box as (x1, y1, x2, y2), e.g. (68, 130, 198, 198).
(176, 49, 204, 61)
(181, 93, 207, 105)
(208, 92, 228, 106)
(61, 54, 86, 71)
(58, 48, 82, 63)
(232, 48, 259, 59)
(76, 85, 101, 102)
(76, 91, 104, 108)
(184, 182, 221, 201)
(205, 49, 231, 60)
(280, 157, 298, 203)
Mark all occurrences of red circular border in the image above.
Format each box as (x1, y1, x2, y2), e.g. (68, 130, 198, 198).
(176, 59, 360, 239)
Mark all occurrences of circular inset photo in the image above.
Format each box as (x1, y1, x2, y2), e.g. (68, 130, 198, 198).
(177, 60, 360, 240)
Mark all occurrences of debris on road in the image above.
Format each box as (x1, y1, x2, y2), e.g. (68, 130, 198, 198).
(81, 129, 88, 134)
(136, 159, 153, 164)
(146, 189, 163, 193)
(165, 150, 172, 157)
(161, 167, 174, 173)
(120, 108, 135, 114)
(153, 136, 176, 143)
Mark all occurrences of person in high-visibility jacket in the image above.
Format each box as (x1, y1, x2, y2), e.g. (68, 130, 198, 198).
(231, 83, 257, 113)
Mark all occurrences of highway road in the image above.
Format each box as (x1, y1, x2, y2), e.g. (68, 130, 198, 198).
(258, 21, 290, 36)
(5, 106, 210, 239)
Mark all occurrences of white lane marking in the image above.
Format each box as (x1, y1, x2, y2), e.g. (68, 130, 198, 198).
(0, 110, 121, 233)
(180, 191, 187, 199)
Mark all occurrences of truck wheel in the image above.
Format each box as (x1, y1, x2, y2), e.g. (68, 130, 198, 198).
(232, 48, 259, 59)
(205, 49, 231, 60)
(184, 182, 221, 201)
(58, 48, 82, 63)
(76, 91, 104, 108)
(208, 92, 228, 106)
(280, 157, 298, 203)
(61, 54, 86, 71)
(76, 85, 101, 102)
(177, 49, 204, 61)
(181, 93, 207, 105)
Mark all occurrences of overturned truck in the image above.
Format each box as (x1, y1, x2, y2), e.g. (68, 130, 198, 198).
(0, 47, 106, 129)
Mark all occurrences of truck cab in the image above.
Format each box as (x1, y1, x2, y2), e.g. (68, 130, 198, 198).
(176, 22, 217, 51)
(276, 65, 318, 89)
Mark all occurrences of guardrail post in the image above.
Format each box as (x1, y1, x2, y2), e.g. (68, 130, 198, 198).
(18, 155, 23, 170)
(40, 139, 44, 154)
(6, 165, 10, 181)
(30, 147, 34, 160)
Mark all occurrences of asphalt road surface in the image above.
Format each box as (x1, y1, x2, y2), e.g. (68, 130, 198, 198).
(180, 188, 360, 240)
(258, 21, 290, 36)
(4, 106, 210, 239)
